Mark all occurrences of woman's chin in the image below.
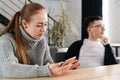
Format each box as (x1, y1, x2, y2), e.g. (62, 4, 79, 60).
(34, 36, 42, 40)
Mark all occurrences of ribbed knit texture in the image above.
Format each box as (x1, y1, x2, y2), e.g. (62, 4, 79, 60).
(0, 26, 54, 78)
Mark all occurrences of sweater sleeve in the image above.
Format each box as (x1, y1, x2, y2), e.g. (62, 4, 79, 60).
(104, 44, 118, 65)
(0, 39, 52, 78)
(42, 38, 54, 64)
(65, 40, 83, 60)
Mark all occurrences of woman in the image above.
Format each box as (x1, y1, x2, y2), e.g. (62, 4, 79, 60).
(0, 3, 80, 78)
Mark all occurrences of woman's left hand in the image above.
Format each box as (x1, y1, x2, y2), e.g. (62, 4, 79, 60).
(62, 59, 80, 69)
(69, 59, 80, 69)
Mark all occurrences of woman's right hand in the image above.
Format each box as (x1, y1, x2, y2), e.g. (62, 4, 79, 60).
(48, 63, 73, 76)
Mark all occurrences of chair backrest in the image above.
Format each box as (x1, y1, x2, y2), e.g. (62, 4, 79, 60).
(50, 47, 58, 62)
(55, 52, 66, 62)
(55, 48, 68, 62)
(50, 47, 67, 63)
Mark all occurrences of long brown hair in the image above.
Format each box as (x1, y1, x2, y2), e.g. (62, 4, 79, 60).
(0, 3, 45, 64)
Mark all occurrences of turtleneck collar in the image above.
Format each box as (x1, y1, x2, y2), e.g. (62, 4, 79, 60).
(19, 25, 42, 48)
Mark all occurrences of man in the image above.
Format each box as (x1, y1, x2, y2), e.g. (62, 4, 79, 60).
(65, 16, 117, 68)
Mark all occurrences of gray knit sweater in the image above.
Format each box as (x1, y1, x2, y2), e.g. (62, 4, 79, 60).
(0, 26, 54, 78)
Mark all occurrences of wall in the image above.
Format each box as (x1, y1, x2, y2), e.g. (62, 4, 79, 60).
(0, 0, 82, 48)
(103, 0, 120, 56)
(103, 0, 120, 43)
(46, 0, 82, 47)
(34, 0, 82, 47)
(64, 0, 82, 47)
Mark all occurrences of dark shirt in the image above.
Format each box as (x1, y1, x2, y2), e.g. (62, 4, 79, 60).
(65, 40, 117, 65)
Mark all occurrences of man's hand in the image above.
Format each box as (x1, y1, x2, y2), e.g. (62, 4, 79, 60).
(101, 36, 109, 45)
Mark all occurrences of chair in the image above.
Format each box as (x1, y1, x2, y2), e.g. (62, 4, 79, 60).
(50, 47, 58, 62)
(50, 47, 67, 63)
(55, 52, 66, 62)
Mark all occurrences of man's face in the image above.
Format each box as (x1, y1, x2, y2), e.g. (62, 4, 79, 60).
(88, 20, 105, 39)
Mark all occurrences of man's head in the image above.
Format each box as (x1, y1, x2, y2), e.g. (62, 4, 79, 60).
(84, 16, 105, 40)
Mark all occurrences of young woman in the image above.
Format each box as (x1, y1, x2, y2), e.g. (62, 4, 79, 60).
(0, 3, 80, 78)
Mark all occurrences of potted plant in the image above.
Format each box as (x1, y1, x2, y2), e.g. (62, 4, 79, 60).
(48, 2, 72, 48)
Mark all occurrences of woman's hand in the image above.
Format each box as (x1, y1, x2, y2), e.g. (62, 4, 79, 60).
(49, 59, 80, 76)
(49, 63, 73, 76)
(62, 58, 80, 69)
(69, 59, 80, 69)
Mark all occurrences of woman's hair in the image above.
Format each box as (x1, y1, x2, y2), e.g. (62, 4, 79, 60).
(0, 3, 45, 64)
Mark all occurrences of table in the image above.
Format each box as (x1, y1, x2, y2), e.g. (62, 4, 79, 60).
(2, 64, 120, 80)
(110, 43, 120, 57)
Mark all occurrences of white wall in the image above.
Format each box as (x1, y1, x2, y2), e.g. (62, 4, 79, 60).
(35, 0, 82, 47)
(103, 0, 120, 56)
(103, 0, 120, 43)
(64, 0, 82, 47)
(0, 0, 82, 47)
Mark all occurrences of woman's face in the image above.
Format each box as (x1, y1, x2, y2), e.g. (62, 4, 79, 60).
(22, 10, 48, 40)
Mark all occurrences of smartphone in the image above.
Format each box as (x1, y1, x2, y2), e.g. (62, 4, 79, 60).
(61, 56, 76, 66)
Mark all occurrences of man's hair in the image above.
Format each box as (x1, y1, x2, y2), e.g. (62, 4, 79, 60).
(83, 16, 102, 38)
(84, 16, 102, 29)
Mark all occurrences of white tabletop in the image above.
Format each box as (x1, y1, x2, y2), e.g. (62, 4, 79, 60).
(2, 64, 120, 80)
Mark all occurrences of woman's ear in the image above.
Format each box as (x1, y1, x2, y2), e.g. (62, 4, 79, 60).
(21, 19, 27, 28)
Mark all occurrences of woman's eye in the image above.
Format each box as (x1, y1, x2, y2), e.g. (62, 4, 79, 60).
(45, 23, 48, 26)
(36, 25, 42, 27)
(36, 23, 48, 27)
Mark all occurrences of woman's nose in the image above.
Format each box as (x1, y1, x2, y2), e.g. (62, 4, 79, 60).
(41, 26, 46, 32)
